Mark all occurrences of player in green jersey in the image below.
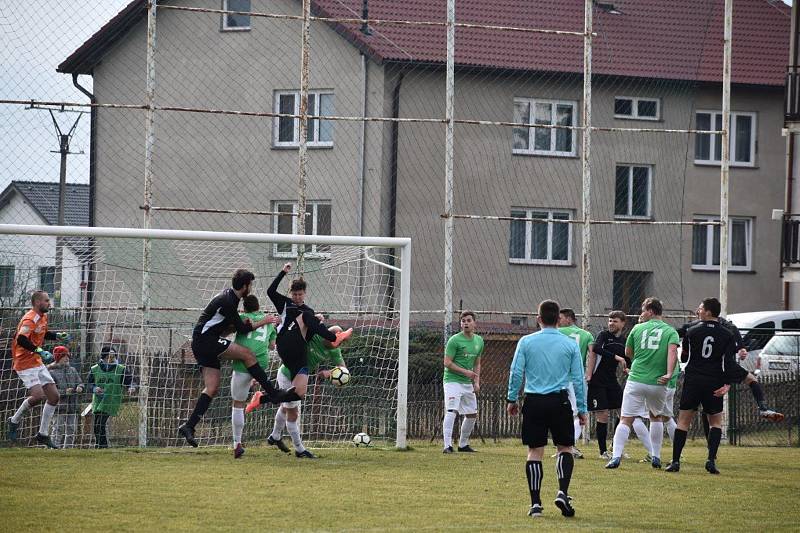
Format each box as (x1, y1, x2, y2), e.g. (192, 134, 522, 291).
(557, 308, 594, 458)
(442, 311, 484, 453)
(606, 297, 678, 469)
(259, 321, 348, 458)
(227, 295, 276, 458)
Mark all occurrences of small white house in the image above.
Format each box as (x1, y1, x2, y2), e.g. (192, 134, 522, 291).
(0, 181, 90, 308)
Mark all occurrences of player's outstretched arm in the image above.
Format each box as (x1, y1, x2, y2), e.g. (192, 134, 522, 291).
(267, 264, 291, 311)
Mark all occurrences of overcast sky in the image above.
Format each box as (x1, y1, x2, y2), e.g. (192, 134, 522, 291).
(0, 0, 794, 194)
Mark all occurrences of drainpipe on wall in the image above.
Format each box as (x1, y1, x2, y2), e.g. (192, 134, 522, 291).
(71, 73, 97, 361)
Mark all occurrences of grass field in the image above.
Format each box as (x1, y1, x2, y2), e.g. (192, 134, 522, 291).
(2, 440, 799, 532)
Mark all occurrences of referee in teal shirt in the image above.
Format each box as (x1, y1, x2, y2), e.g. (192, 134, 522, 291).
(507, 300, 587, 519)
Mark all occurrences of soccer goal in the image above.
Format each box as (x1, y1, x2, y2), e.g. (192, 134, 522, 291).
(0, 224, 411, 450)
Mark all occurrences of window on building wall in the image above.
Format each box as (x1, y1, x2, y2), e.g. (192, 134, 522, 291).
(614, 164, 652, 218)
(692, 216, 752, 271)
(612, 270, 652, 316)
(274, 91, 334, 147)
(509, 208, 572, 265)
(222, 0, 251, 31)
(614, 96, 660, 120)
(511, 315, 529, 327)
(0, 266, 14, 297)
(512, 98, 577, 156)
(39, 266, 55, 295)
(694, 111, 756, 167)
(273, 201, 332, 257)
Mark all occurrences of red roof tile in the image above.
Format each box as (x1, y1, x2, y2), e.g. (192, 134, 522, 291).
(60, 0, 790, 86)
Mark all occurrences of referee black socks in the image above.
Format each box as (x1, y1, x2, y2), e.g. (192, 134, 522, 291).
(707, 427, 722, 461)
(672, 428, 688, 464)
(556, 452, 574, 495)
(525, 460, 543, 505)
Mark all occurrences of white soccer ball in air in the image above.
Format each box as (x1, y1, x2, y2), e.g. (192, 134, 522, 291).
(353, 432, 371, 447)
(330, 366, 351, 387)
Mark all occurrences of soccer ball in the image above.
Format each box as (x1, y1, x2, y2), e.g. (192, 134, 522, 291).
(329, 366, 351, 386)
(353, 432, 371, 447)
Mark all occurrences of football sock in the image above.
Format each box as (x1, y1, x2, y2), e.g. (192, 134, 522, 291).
(11, 398, 32, 424)
(632, 418, 652, 455)
(667, 418, 677, 443)
(39, 402, 56, 436)
(749, 382, 767, 410)
(649, 420, 664, 458)
(443, 410, 457, 448)
(187, 393, 213, 429)
(612, 424, 630, 459)
(596, 422, 608, 454)
(526, 460, 543, 505)
(287, 420, 305, 453)
(707, 427, 722, 461)
(672, 428, 688, 463)
(271, 408, 287, 440)
(231, 407, 244, 445)
(557, 452, 574, 495)
(459, 417, 476, 448)
(246, 364, 277, 394)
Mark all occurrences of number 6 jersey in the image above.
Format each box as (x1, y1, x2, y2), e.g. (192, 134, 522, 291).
(681, 321, 737, 381)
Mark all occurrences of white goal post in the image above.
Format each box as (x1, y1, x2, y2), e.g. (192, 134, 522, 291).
(0, 224, 411, 450)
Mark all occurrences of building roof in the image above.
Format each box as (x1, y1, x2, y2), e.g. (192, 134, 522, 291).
(0, 180, 90, 226)
(58, 0, 790, 86)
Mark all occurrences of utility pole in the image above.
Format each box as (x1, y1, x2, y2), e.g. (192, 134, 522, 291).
(26, 104, 86, 307)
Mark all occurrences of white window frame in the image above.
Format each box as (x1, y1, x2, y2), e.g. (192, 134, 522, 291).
(509, 208, 573, 266)
(510, 315, 529, 327)
(272, 201, 332, 258)
(694, 110, 757, 168)
(273, 91, 334, 148)
(512, 98, 578, 157)
(614, 164, 652, 219)
(692, 215, 753, 271)
(613, 96, 661, 121)
(221, 0, 251, 31)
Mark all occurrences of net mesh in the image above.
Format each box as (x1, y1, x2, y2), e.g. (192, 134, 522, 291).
(0, 234, 402, 448)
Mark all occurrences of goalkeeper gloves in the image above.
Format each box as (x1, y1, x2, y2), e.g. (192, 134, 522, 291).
(56, 332, 72, 342)
(35, 347, 54, 364)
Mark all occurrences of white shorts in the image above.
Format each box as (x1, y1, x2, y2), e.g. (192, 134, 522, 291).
(621, 380, 670, 418)
(664, 388, 676, 415)
(230, 371, 255, 402)
(16, 365, 55, 389)
(443, 382, 477, 415)
(277, 371, 302, 409)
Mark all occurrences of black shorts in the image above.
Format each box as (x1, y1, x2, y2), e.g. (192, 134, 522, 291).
(276, 329, 308, 377)
(191, 335, 232, 370)
(679, 377, 724, 415)
(723, 362, 750, 384)
(587, 382, 623, 411)
(521, 391, 574, 448)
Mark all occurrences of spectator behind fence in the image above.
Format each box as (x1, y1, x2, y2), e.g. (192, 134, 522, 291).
(46, 346, 84, 448)
(87, 346, 136, 448)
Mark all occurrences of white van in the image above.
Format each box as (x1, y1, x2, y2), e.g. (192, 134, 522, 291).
(726, 311, 800, 371)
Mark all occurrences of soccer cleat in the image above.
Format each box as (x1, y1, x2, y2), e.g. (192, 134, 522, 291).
(599, 451, 612, 460)
(267, 435, 291, 453)
(605, 457, 621, 469)
(651, 457, 662, 469)
(457, 445, 476, 452)
(233, 443, 245, 459)
(330, 328, 353, 348)
(639, 454, 653, 464)
(7, 418, 19, 441)
(665, 461, 680, 472)
(443, 446, 454, 454)
(572, 447, 584, 459)
(35, 433, 57, 449)
(705, 460, 720, 474)
(554, 491, 575, 517)
(759, 408, 785, 423)
(245, 391, 264, 414)
(295, 449, 316, 459)
(178, 423, 198, 448)
(528, 504, 543, 518)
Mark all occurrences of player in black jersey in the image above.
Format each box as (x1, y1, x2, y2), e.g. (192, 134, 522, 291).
(178, 269, 300, 447)
(678, 313, 783, 427)
(585, 311, 628, 459)
(666, 298, 737, 474)
(265, 263, 352, 401)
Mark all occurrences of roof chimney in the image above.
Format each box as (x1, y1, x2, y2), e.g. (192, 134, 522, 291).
(361, 0, 372, 35)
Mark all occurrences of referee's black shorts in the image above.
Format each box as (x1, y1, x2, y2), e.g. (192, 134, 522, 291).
(191, 335, 232, 370)
(521, 390, 574, 448)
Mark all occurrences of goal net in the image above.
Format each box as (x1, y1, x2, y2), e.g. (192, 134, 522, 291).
(0, 225, 411, 449)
